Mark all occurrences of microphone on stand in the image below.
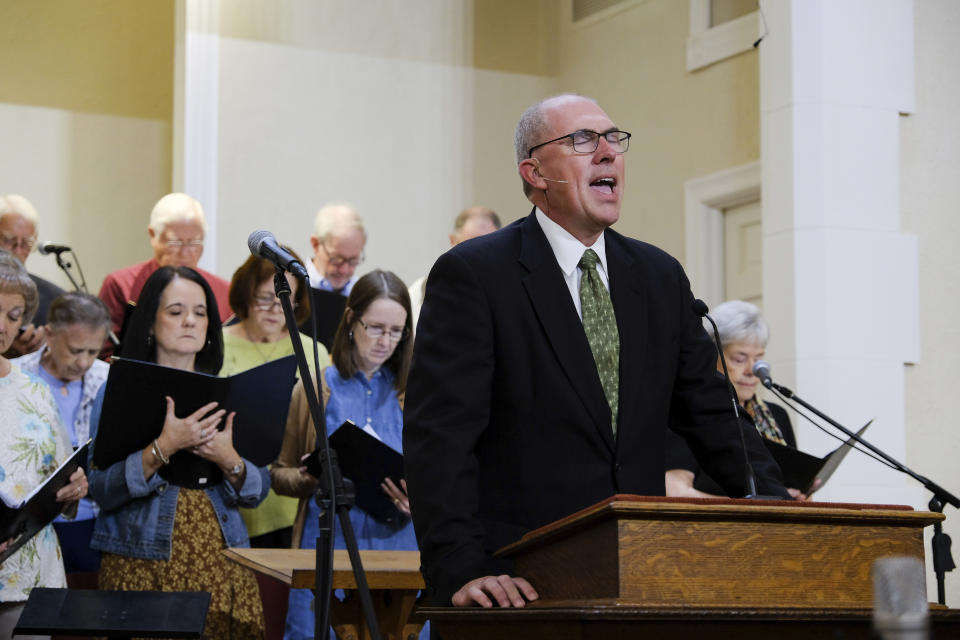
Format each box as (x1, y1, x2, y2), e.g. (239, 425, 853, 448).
(247, 230, 309, 279)
(752, 360, 774, 389)
(37, 241, 72, 255)
(692, 299, 769, 499)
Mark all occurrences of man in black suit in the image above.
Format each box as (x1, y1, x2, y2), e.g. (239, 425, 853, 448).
(403, 94, 789, 609)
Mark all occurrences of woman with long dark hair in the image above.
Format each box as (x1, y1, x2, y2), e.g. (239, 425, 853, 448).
(88, 266, 269, 639)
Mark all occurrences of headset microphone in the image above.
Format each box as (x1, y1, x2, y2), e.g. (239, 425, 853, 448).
(532, 159, 568, 184)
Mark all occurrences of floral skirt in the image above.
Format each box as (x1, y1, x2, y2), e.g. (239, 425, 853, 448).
(99, 488, 265, 640)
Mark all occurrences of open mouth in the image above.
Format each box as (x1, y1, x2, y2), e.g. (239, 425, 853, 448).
(590, 176, 617, 195)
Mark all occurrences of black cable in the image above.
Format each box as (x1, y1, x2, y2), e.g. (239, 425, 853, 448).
(767, 387, 900, 474)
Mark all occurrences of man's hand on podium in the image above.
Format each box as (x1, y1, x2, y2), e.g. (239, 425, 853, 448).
(452, 574, 539, 608)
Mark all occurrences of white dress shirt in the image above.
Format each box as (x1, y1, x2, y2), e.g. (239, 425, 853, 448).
(534, 208, 609, 320)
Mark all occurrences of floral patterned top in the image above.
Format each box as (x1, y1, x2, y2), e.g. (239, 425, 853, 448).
(0, 362, 70, 602)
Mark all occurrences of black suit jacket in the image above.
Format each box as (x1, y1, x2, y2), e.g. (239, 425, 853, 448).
(403, 212, 788, 604)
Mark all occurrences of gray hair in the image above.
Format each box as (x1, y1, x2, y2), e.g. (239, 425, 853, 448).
(514, 94, 597, 196)
(312, 203, 366, 243)
(148, 193, 208, 235)
(0, 194, 39, 227)
(0, 248, 39, 325)
(708, 300, 769, 347)
(46, 291, 112, 334)
(453, 206, 501, 233)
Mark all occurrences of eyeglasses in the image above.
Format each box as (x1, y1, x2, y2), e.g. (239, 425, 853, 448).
(253, 295, 297, 311)
(357, 318, 407, 341)
(164, 238, 204, 251)
(527, 129, 631, 157)
(321, 244, 364, 268)
(0, 234, 36, 252)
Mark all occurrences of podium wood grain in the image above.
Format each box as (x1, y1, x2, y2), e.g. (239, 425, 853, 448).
(496, 498, 941, 609)
(224, 548, 424, 640)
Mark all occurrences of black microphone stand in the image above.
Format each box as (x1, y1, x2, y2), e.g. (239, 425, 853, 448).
(272, 269, 382, 640)
(50, 249, 87, 293)
(768, 380, 959, 605)
(48, 248, 120, 346)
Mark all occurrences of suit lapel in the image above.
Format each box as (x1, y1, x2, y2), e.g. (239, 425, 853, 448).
(606, 230, 648, 444)
(518, 212, 615, 453)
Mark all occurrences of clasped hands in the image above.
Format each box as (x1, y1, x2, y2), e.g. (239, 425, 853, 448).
(158, 397, 238, 468)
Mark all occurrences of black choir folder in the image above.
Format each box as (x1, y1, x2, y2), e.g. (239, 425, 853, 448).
(93, 356, 298, 488)
(0, 442, 89, 563)
(298, 288, 347, 352)
(309, 420, 405, 524)
(763, 420, 873, 494)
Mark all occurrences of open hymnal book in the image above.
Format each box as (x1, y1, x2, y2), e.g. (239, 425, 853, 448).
(0, 441, 89, 563)
(763, 419, 873, 495)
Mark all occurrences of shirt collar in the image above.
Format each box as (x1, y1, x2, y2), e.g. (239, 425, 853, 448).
(535, 208, 608, 277)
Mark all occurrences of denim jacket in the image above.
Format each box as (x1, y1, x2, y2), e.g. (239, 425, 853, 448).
(87, 386, 269, 560)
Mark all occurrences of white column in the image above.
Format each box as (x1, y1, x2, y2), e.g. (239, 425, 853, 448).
(173, 0, 220, 273)
(760, 0, 920, 505)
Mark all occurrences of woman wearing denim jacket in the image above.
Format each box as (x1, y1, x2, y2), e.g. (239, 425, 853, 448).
(88, 266, 269, 639)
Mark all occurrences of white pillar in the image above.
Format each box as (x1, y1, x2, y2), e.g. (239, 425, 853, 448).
(760, 0, 920, 505)
(173, 0, 220, 273)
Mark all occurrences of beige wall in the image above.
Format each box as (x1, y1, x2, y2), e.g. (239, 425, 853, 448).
(556, 0, 759, 261)
(901, 0, 960, 606)
(0, 0, 174, 293)
(209, 0, 557, 287)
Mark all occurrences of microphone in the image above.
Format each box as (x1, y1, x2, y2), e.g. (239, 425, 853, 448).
(752, 360, 773, 389)
(247, 230, 309, 279)
(37, 241, 71, 255)
(532, 159, 568, 184)
(872, 556, 929, 640)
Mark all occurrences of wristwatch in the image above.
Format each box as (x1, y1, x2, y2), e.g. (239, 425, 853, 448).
(229, 460, 244, 477)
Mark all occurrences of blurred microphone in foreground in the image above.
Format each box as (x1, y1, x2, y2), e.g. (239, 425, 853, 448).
(872, 555, 929, 640)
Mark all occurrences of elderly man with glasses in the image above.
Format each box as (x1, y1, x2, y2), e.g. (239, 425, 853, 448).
(306, 202, 367, 296)
(0, 194, 66, 356)
(97, 193, 233, 354)
(403, 94, 790, 609)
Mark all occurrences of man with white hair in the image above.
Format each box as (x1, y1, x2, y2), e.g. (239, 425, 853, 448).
(0, 193, 66, 355)
(98, 193, 233, 345)
(306, 203, 367, 296)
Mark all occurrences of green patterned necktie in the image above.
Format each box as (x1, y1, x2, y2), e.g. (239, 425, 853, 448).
(578, 249, 620, 436)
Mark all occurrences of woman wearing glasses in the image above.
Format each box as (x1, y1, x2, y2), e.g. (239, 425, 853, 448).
(272, 269, 422, 640)
(221, 249, 331, 550)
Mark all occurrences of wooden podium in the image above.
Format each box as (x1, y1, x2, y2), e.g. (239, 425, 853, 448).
(223, 547, 424, 640)
(423, 495, 960, 639)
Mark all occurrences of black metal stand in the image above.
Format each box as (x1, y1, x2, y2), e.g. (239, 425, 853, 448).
(50, 249, 119, 346)
(769, 381, 959, 604)
(52, 250, 87, 293)
(273, 268, 381, 640)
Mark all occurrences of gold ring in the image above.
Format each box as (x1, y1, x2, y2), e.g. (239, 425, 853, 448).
(393, 498, 400, 505)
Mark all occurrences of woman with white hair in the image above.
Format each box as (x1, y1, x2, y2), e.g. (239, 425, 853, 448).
(97, 193, 233, 356)
(665, 300, 801, 498)
(0, 249, 88, 638)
